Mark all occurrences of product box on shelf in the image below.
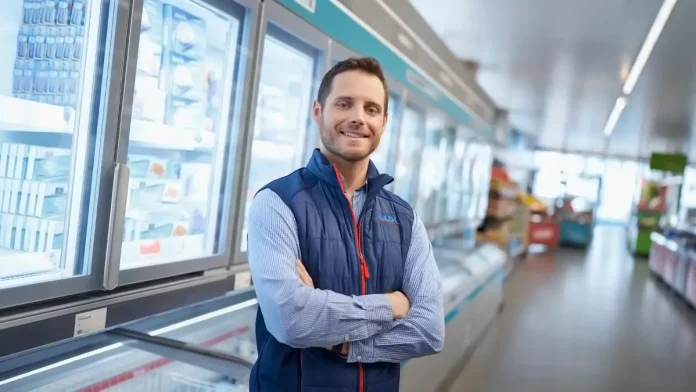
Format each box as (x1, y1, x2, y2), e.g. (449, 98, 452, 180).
(132, 0, 166, 124)
(128, 154, 171, 179)
(162, 4, 207, 59)
(15, 1, 88, 110)
(161, 4, 207, 130)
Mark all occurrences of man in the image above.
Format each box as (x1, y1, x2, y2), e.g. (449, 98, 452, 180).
(247, 56, 444, 392)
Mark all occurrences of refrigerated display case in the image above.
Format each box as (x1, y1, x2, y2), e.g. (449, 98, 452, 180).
(239, 14, 324, 253)
(0, 0, 126, 308)
(393, 104, 426, 205)
(0, 292, 258, 391)
(118, 0, 248, 275)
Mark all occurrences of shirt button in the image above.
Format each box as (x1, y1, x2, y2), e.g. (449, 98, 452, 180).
(344, 336, 349, 343)
(357, 355, 362, 361)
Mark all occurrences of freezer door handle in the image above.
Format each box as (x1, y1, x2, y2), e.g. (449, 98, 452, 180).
(103, 162, 130, 290)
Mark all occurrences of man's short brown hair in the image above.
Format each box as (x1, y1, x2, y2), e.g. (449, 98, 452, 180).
(316, 56, 389, 114)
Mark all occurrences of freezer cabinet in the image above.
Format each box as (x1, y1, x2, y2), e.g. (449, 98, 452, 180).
(0, 0, 262, 309)
(0, 289, 259, 391)
(0, 329, 254, 391)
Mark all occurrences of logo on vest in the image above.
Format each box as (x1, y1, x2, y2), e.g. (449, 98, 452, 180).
(378, 215, 399, 224)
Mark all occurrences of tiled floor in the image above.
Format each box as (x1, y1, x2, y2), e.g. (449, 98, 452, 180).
(448, 226, 696, 392)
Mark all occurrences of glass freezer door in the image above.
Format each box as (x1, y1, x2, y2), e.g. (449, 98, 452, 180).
(370, 93, 397, 174)
(445, 135, 467, 220)
(118, 0, 246, 270)
(393, 105, 425, 205)
(0, 333, 252, 392)
(0, 0, 118, 300)
(434, 126, 456, 223)
(416, 110, 447, 224)
(240, 25, 318, 252)
(475, 145, 493, 221)
(461, 142, 478, 220)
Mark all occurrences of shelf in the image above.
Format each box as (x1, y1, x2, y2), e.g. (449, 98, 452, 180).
(0, 251, 55, 280)
(120, 234, 206, 269)
(129, 120, 216, 151)
(0, 96, 73, 134)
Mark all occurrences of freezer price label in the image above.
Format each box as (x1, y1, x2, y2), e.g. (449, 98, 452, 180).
(74, 307, 108, 337)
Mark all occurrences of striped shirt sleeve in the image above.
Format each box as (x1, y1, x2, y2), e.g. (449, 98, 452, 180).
(346, 212, 445, 363)
(247, 189, 393, 349)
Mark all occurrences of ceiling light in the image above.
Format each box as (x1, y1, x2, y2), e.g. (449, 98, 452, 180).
(604, 96, 628, 137)
(622, 0, 678, 95)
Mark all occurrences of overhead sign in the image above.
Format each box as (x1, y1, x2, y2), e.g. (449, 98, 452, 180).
(649, 152, 687, 173)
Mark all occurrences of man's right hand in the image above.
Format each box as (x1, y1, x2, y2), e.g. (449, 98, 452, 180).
(385, 291, 411, 319)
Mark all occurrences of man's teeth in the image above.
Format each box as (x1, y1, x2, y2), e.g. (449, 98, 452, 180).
(344, 132, 362, 138)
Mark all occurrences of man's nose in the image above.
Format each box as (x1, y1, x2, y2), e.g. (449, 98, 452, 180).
(348, 109, 365, 129)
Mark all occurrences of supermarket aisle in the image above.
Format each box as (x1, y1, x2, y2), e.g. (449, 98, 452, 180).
(448, 226, 696, 392)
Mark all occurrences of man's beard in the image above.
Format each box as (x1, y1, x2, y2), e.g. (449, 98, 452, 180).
(319, 121, 379, 163)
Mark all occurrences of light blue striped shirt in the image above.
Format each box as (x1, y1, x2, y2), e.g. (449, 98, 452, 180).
(247, 181, 444, 364)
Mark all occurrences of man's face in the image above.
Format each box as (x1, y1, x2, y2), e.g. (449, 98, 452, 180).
(313, 70, 388, 163)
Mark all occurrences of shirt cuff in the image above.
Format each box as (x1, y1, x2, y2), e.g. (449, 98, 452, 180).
(353, 294, 393, 323)
(347, 337, 374, 363)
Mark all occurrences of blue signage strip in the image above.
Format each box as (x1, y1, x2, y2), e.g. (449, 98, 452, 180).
(275, 0, 491, 134)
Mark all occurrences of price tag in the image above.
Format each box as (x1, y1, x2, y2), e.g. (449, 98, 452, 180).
(74, 308, 107, 337)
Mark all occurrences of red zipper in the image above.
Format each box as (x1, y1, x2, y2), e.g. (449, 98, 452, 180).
(333, 166, 368, 392)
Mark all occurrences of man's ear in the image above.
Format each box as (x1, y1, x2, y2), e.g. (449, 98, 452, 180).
(312, 100, 322, 124)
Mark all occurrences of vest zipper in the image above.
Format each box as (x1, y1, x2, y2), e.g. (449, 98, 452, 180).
(332, 166, 368, 392)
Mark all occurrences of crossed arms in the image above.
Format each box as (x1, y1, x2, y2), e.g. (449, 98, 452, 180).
(247, 189, 444, 363)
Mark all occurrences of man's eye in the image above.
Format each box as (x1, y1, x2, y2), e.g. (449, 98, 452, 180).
(366, 107, 379, 115)
(336, 102, 349, 108)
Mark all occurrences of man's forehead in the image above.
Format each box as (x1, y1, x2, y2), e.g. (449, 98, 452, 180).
(329, 71, 385, 100)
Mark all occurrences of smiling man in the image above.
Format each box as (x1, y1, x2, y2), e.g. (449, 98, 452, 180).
(247, 56, 444, 392)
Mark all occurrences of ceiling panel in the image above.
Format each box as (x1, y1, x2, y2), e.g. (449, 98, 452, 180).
(613, 0, 696, 160)
(410, 0, 668, 157)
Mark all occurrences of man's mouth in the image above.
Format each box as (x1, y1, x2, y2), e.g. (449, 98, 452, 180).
(340, 131, 368, 139)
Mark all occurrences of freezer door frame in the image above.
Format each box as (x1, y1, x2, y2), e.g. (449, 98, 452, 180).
(0, 0, 133, 310)
(230, 0, 330, 265)
(109, 0, 262, 287)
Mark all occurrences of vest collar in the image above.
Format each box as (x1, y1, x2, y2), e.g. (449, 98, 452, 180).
(306, 148, 393, 197)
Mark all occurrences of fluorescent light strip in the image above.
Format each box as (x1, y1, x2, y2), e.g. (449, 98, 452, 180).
(149, 299, 258, 336)
(374, 0, 478, 99)
(329, 0, 488, 125)
(622, 0, 678, 95)
(604, 96, 628, 136)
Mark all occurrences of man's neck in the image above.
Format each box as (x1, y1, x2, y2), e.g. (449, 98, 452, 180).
(321, 148, 369, 195)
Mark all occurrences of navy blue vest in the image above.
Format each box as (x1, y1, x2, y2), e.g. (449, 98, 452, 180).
(250, 149, 414, 392)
